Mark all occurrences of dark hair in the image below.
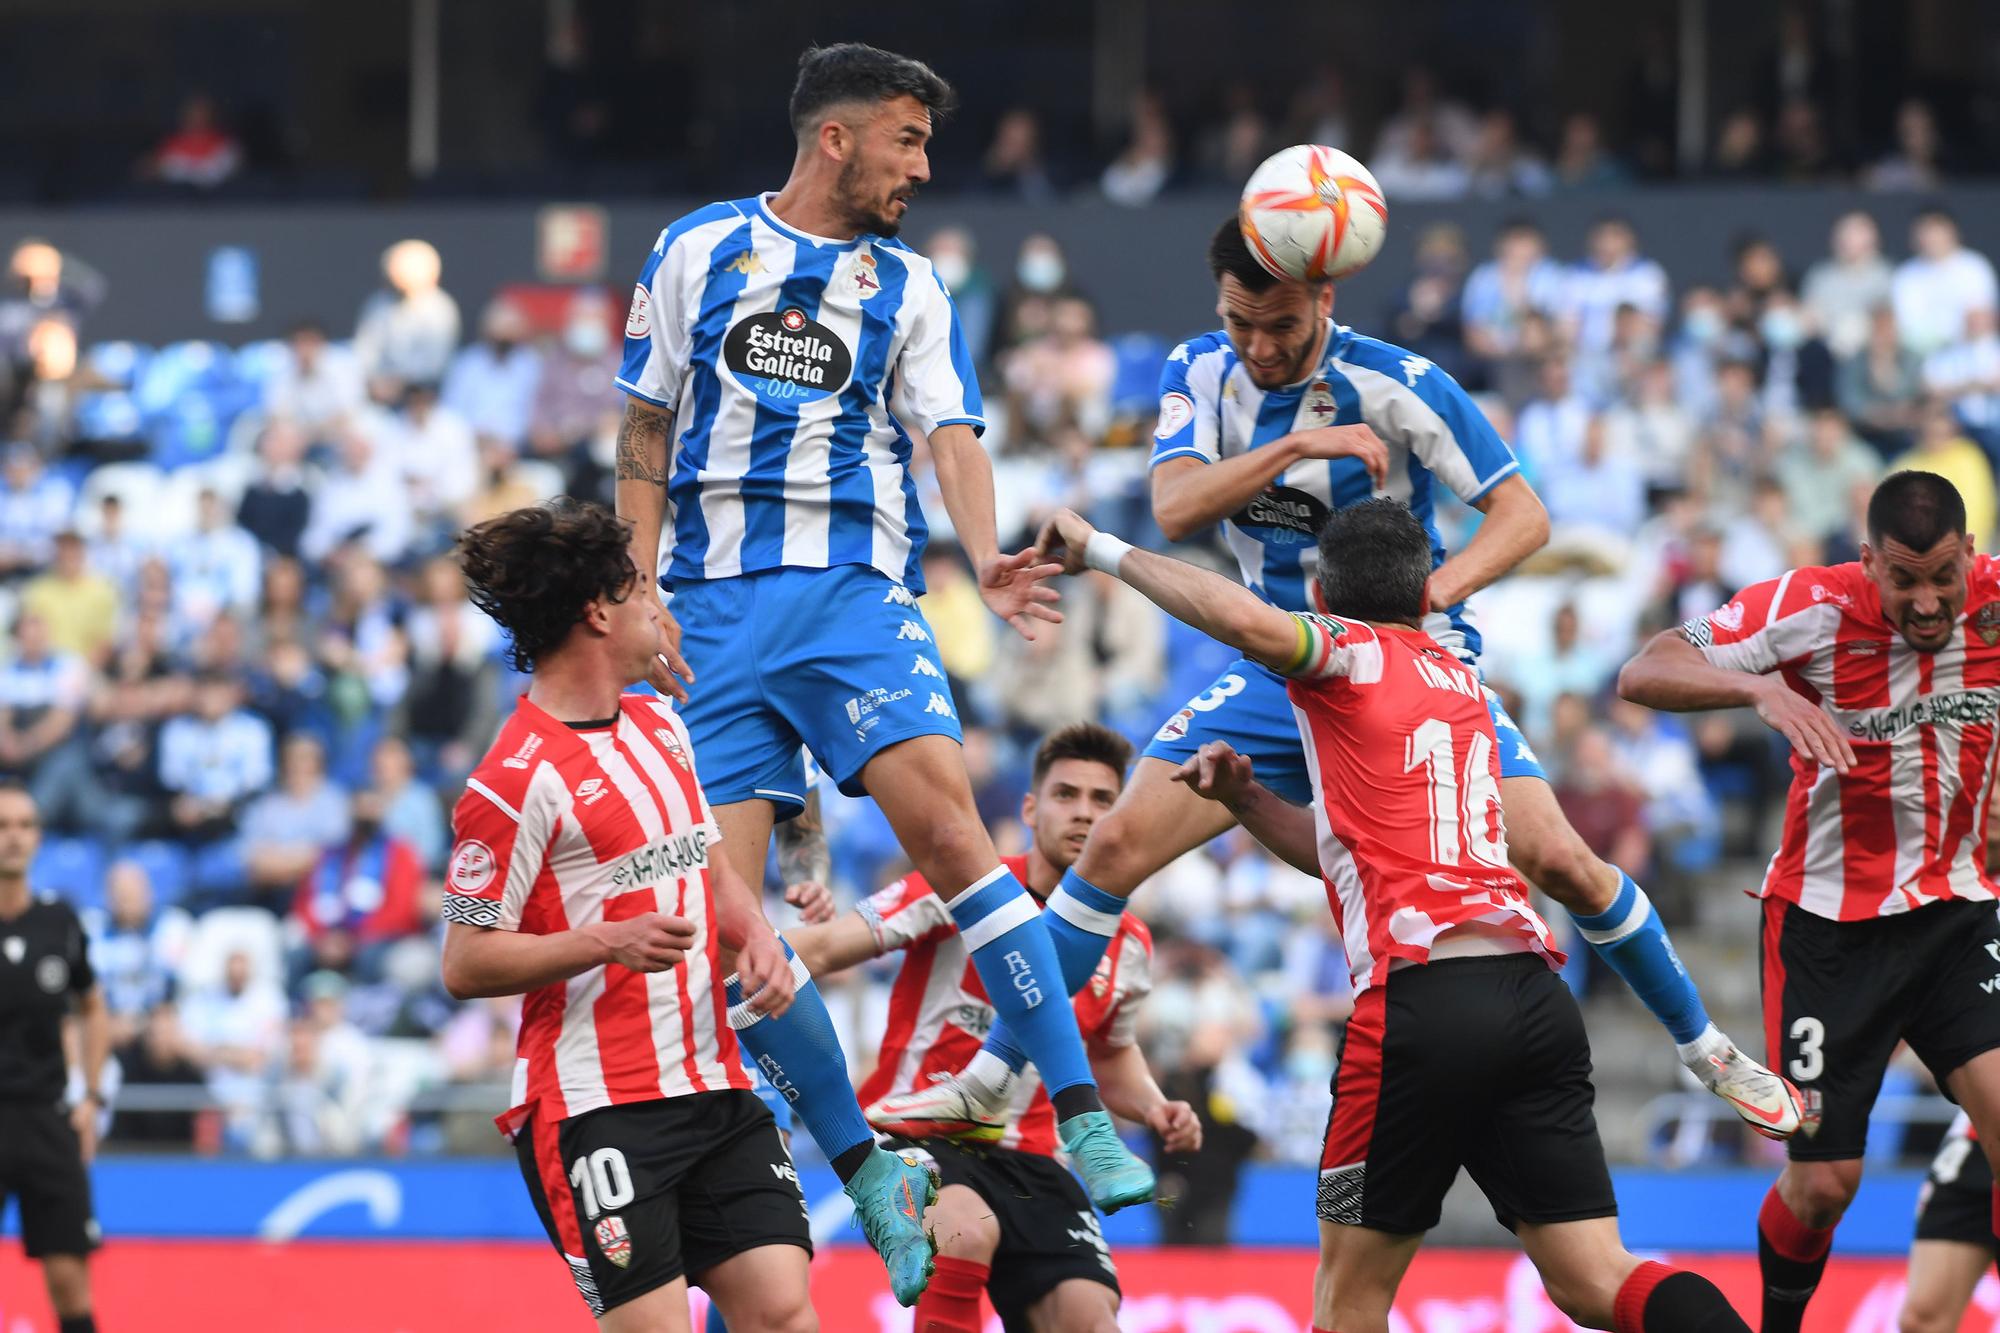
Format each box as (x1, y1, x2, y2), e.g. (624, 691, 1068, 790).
(1867, 470, 1966, 552)
(1915, 204, 1957, 229)
(1314, 498, 1434, 625)
(789, 43, 955, 140)
(1208, 215, 1289, 294)
(459, 499, 638, 672)
(1030, 722, 1133, 792)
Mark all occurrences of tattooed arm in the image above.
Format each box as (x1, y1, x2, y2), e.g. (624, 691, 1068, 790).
(615, 398, 693, 701)
(775, 787, 835, 922)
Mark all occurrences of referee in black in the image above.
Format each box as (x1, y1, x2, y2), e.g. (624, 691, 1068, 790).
(0, 780, 107, 1332)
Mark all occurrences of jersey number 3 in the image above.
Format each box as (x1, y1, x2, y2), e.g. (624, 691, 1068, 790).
(1405, 717, 1509, 871)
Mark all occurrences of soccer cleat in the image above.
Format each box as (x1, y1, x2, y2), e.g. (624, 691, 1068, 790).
(1692, 1043, 1804, 1140)
(865, 1072, 1011, 1143)
(844, 1146, 939, 1306)
(1057, 1109, 1156, 1214)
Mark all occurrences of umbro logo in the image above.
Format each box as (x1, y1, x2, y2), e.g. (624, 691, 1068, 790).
(576, 778, 610, 805)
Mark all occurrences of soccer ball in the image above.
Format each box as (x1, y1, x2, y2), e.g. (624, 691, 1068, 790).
(1238, 145, 1388, 284)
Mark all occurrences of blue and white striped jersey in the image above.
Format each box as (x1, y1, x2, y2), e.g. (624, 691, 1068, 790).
(618, 194, 984, 592)
(1149, 322, 1518, 660)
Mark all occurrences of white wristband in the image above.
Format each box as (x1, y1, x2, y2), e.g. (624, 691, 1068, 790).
(1083, 532, 1134, 576)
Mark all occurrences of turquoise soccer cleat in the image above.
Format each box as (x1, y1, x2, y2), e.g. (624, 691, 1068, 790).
(843, 1145, 939, 1306)
(1058, 1109, 1156, 1214)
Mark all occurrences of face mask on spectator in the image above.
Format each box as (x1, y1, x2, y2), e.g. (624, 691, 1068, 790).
(1017, 251, 1065, 293)
(932, 253, 971, 290)
(1684, 309, 1724, 345)
(565, 321, 608, 357)
(1760, 309, 1803, 350)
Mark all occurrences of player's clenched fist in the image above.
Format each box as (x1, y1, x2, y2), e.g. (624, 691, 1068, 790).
(589, 912, 698, 972)
(1033, 508, 1099, 575)
(1173, 741, 1258, 808)
(1292, 423, 1389, 489)
(1147, 1100, 1203, 1155)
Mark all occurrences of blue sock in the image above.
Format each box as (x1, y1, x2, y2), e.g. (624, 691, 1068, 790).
(1569, 872, 1712, 1044)
(726, 936, 873, 1167)
(982, 867, 1126, 1074)
(947, 867, 1099, 1100)
(705, 1303, 729, 1333)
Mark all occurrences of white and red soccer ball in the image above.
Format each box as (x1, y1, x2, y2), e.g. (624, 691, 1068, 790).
(1238, 144, 1388, 284)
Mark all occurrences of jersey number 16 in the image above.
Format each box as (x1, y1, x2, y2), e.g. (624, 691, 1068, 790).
(1404, 717, 1509, 872)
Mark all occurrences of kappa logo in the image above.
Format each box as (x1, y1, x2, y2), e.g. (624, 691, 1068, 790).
(502, 732, 544, 770)
(725, 251, 764, 276)
(896, 620, 932, 642)
(575, 777, 609, 806)
(923, 691, 954, 717)
(1167, 343, 1190, 364)
(1399, 355, 1432, 386)
(882, 584, 917, 607)
(910, 655, 944, 679)
(594, 1215, 633, 1269)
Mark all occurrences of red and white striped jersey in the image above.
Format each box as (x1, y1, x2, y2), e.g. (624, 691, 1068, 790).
(853, 854, 1153, 1158)
(1283, 612, 1563, 995)
(1683, 559, 2000, 921)
(446, 694, 748, 1133)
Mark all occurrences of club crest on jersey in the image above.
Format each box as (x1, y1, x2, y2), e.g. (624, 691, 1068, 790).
(654, 728, 690, 771)
(1304, 380, 1336, 420)
(722, 308, 854, 412)
(448, 840, 497, 894)
(594, 1216, 633, 1268)
(1154, 708, 1194, 743)
(35, 956, 68, 994)
(1711, 600, 1746, 633)
(852, 251, 880, 299)
(1975, 605, 2000, 646)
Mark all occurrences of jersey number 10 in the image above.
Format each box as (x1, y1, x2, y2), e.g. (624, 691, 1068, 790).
(1404, 717, 1510, 871)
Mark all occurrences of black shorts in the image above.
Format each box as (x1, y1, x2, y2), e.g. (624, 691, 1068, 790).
(883, 1135, 1117, 1331)
(0, 1101, 99, 1259)
(1318, 954, 1618, 1236)
(1915, 1131, 2000, 1250)
(515, 1090, 811, 1318)
(1762, 897, 2000, 1161)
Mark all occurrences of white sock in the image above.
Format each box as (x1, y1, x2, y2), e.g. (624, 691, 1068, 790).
(963, 1049, 1014, 1102)
(1675, 1022, 1730, 1069)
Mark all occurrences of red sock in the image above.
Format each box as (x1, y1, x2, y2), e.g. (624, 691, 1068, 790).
(1613, 1261, 1674, 1333)
(1759, 1186, 1834, 1261)
(914, 1256, 988, 1333)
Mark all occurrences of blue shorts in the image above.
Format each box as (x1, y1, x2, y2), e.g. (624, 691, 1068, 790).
(668, 566, 962, 814)
(1140, 656, 1546, 804)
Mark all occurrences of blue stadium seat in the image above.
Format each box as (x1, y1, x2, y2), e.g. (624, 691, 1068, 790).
(85, 341, 154, 392)
(233, 339, 290, 389)
(1109, 333, 1169, 417)
(126, 840, 193, 909)
(72, 391, 147, 445)
(32, 837, 105, 911)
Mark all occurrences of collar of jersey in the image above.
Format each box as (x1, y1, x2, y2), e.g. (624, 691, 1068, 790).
(755, 193, 867, 252)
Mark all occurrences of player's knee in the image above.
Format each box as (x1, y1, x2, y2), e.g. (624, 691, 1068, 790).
(1540, 1274, 1617, 1330)
(1900, 1299, 1958, 1333)
(719, 1291, 817, 1333)
(904, 813, 991, 889)
(927, 1185, 1000, 1262)
(1786, 1163, 1861, 1228)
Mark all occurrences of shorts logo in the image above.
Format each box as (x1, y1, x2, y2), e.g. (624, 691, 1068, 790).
(1797, 1088, 1824, 1137)
(910, 656, 944, 679)
(625, 285, 651, 340)
(1067, 1211, 1116, 1276)
(923, 691, 954, 717)
(845, 687, 913, 727)
(883, 584, 917, 607)
(1154, 708, 1194, 743)
(1988, 940, 2000, 963)
(575, 777, 609, 805)
(448, 840, 498, 894)
(35, 956, 67, 994)
(1155, 391, 1195, 440)
(593, 1215, 633, 1269)
(896, 620, 932, 642)
(502, 733, 544, 770)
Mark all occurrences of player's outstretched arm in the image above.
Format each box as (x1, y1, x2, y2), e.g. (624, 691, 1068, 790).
(1174, 742, 1322, 877)
(786, 912, 882, 978)
(1151, 424, 1387, 543)
(441, 914, 696, 1000)
(1036, 508, 1297, 667)
(710, 855, 797, 1019)
(1090, 1041, 1202, 1154)
(1618, 630, 1855, 773)
(929, 422, 1064, 640)
(1425, 474, 1548, 609)
(614, 397, 693, 702)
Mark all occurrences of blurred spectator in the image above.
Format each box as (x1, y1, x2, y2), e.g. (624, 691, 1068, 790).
(1755, 288, 1835, 419)
(441, 301, 542, 450)
(265, 320, 364, 438)
(1387, 225, 1471, 379)
(1866, 99, 1945, 193)
(921, 229, 995, 371)
(144, 93, 242, 189)
(1772, 98, 1832, 182)
(1552, 726, 1651, 878)
(171, 489, 262, 634)
(1283, 66, 1353, 151)
(353, 240, 460, 396)
(980, 107, 1056, 202)
(181, 948, 286, 1140)
(266, 973, 373, 1155)
(1777, 407, 1883, 541)
(526, 295, 619, 487)
(1552, 113, 1631, 190)
(1728, 235, 1789, 328)
(1838, 303, 1926, 452)
(0, 441, 75, 579)
(0, 610, 92, 821)
(1669, 286, 1733, 421)
(1562, 217, 1669, 358)
(460, 437, 545, 527)
(85, 859, 193, 1045)
(0, 240, 105, 374)
(1373, 67, 1479, 164)
(316, 551, 409, 716)
(239, 733, 350, 906)
(1657, 523, 1730, 628)
(87, 493, 149, 596)
(1802, 212, 1893, 360)
(1719, 479, 1803, 590)
(158, 671, 274, 849)
(1513, 603, 1617, 739)
(917, 544, 997, 704)
(1206, 85, 1274, 187)
(1695, 359, 1764, 506)
(1922, 308, 2000, 450)
(289, 791, 425, 983)
(87, 603, 183, 843)
(1604, 359, 1697, 497)
(21, 529, 118, 665)
(386, 382, 479, 528)
(1370, 117, 1470, 203)
(1515, 356, 1588, 481)
(997, 235, 1076, 353)
(1892, 209, 1998, 358)
(1101, 91, 1176, 208)
(1002, 296, 1114, 443)
(390, 556, 500, 787)
(1542, 413, 1646, 560)
(1464, 109, 1552, 199)
(109, 1001, 205, 1147)
(1708, 108, 1768, 179)
(1605, 697, 1719, 877)
(371, 735, 444, 871)
(1462, 221, 1566, 368)
(236, 420, 315, 559)
(1889, 405, 1998, 544)
(300, 425, 414, 565)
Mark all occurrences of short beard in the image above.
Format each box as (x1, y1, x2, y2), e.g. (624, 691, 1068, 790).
(834, 158, 901, 237)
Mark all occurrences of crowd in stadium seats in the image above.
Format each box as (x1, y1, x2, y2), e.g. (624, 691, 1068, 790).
(0, 193, 1987, 1171)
